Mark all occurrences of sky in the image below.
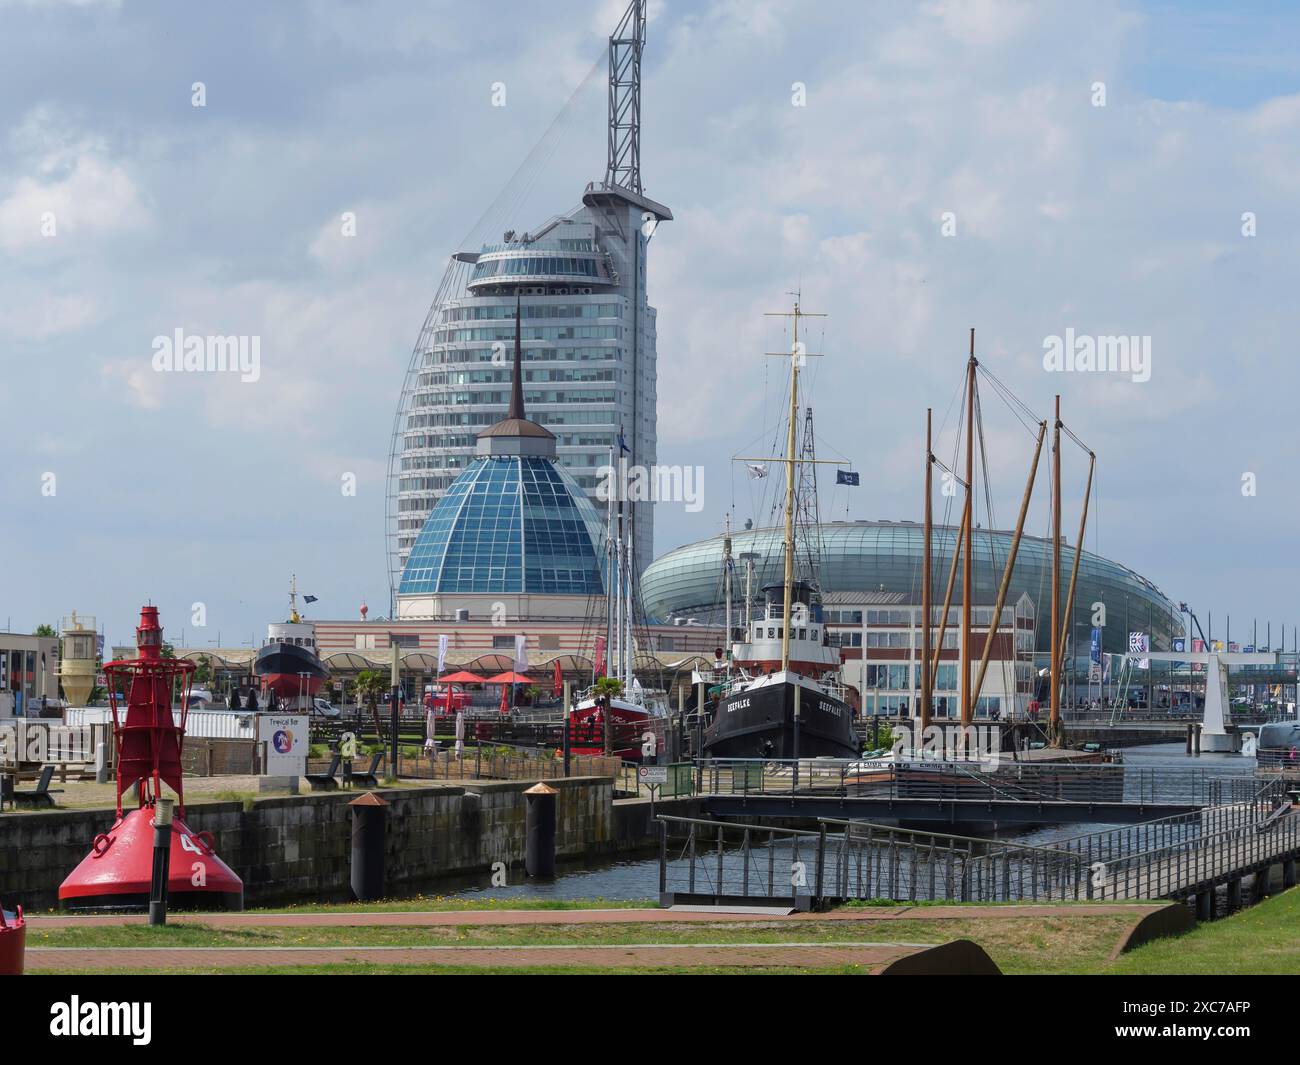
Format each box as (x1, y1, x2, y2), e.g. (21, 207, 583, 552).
(1, 0, 1298, 651)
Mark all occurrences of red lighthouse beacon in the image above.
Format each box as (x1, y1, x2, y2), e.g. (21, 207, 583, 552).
(59, 606, 244, 911)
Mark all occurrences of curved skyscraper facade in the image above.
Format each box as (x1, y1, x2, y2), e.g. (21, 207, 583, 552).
(387, 1, 667, 604)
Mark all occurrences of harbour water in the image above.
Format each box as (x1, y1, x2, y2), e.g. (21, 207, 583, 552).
(391, 742, 1262, 903)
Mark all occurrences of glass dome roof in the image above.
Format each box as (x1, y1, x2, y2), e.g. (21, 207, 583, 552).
(398, 455, 606, 597)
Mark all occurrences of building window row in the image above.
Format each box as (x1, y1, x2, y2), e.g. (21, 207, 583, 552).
(470, 256, 601, 281)
(433, 325, 622, 343)
(441, 302, 621, 322)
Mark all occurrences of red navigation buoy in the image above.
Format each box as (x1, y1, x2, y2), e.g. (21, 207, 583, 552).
(59, 606, 244, 911)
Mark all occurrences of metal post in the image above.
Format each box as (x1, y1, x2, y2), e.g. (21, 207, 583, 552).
(695, 680, 705, 793)
(792, 683, 801, 789)
(815, 823, 827, 909)
(658, 820, 667, 901)
(389, 640, 401, 781)
(148, 797, 174, 927)
(524, 782, 558, 878)
(349, 792, 389, 901)
(562, 681, 572, 777)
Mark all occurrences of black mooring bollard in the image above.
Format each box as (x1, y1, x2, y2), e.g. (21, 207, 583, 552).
(524, 782, 558, 878)
(349, 792, 389, 901)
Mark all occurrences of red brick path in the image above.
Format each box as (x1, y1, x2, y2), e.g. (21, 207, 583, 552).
(26, 902, 1157, 930)
(26, 941, 919, 972)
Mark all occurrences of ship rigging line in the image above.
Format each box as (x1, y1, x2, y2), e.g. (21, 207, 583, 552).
(975, 363, 1041, 439)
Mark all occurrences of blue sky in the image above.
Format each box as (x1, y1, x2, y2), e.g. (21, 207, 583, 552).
(1, 0, 1298, 650)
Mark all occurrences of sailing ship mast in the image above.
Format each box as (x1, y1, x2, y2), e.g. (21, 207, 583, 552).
(960, 333, 975, 729)
(723, 514, 734, 666)
(921, 409, 933, 739)
(766, 297, 825, 671)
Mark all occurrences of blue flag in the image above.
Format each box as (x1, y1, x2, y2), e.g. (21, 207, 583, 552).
(836, 470, 860, 486)
(304, 595, 318, 604)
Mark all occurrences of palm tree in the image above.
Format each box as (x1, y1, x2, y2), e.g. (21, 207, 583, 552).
(353, 669, 388, 740)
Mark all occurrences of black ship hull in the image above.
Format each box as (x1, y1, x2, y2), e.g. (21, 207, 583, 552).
(254, 642, 328, 702)
(704, 677, 859, 760)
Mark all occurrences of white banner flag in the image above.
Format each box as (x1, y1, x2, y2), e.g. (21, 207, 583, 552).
(514, 634, 528, 673)
(1128, 631, 1149, 670)
(437, 634, 448, 674)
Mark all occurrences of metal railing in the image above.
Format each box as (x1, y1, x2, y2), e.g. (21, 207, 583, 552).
(657, 816, 827, 907)
(1090, 807, 1300, 900)
(658, 778, 1299, 908)
(692, 757, 1258, 806)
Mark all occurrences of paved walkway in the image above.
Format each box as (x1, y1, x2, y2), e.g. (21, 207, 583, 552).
(25, 941, 923, 972)
(26, 902, 1161, 930)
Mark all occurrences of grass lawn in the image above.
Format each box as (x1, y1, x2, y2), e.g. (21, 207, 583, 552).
(54, 889, 1300, 975)
(30, 912, 1136, 973)
(1112, 887, 1300, 975)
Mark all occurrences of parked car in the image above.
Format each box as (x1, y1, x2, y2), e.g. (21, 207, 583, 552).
(311, 698, 340, 719)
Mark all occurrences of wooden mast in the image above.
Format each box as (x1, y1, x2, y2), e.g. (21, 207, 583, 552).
(780, 303, 801, 673)
(1050, 394, 1062, 744)
(1056, 450, 1096, 730)
(920, 408, 933, 741)
(970, 419, 1047, 708)
(960, 331, 975, 731)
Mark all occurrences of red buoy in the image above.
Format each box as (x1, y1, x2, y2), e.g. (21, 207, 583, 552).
(59, 606, 243, 911)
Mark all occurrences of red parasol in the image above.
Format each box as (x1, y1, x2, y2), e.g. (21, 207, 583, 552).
(485, 671, 532, 685)
(439, 671, 487, 685)
(552, 660, 563, 698)
(498, 684, 510, 714)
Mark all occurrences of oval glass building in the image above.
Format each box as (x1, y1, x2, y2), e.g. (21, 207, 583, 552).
(640, 520, 1183, 657)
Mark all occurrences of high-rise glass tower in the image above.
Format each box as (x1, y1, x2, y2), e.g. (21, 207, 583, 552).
(387, 1, 669, 604)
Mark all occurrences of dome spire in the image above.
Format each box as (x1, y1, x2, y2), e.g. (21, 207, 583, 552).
(476, 290, 556, 457)
(508, 290, 526, 420)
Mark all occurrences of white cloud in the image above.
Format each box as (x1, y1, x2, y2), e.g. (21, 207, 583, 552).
(0, 108, 149, 251)
(0, 291, 97, 340)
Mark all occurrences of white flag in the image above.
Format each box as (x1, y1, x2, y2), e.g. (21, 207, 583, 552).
(745, 463, 768, 479)
(437, 633, 448, 674)
(514, 634, 528, 673)
(1128, 631, 1149, 670)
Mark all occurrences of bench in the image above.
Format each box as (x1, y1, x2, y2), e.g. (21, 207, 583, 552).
(13, 766, 62, 808)
(349, 752, 385, 789)
(305, 754, 341, 792)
